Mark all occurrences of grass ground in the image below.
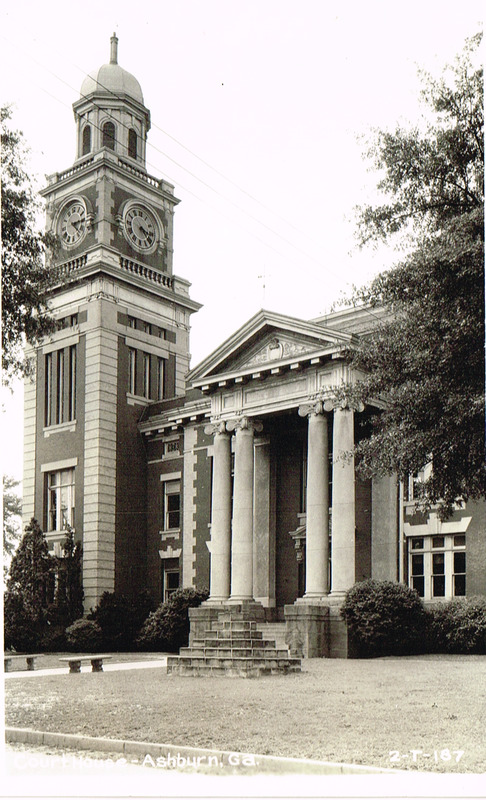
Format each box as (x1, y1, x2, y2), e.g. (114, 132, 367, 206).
(5, 654, 486, 773)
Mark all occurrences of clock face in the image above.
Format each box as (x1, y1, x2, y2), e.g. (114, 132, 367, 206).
(60, 201, 87, 246)
(124, 205, 157, 251)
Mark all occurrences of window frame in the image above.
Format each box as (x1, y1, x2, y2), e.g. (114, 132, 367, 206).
(47, 468, 75, 533)
(162, 479, 181, 532)
(408, 534, 466, 600)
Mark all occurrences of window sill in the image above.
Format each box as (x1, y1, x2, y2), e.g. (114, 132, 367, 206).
(126, 393, 151, 407)
(43, 421, 76, 437)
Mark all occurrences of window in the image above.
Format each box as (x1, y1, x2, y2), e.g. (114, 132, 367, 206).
(127, 316, 136, 329)
(128, 128, 137, 159)
(141, 321, 152, 335)
(102, 121, 115, 150)
(408, 535, 466, 600)
(82, 125, 91, 155)
(47, 469, 75, 531)
(45, 353, 53, 426)
(142, 352, 151, 399)
(68, 345, 77, 421)
(55, 350, 64, 424)
(157, 357, 164, 401)
(128, 348, 136, 394)
(161, 560, 180, 602)
(163, 480, 181, 530)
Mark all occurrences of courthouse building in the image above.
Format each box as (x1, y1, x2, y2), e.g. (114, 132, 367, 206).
(23, 37, 486, 657)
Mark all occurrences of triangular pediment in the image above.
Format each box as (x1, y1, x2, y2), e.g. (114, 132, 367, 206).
(188, 309, 356, 385)
(232, 332, 332, 370)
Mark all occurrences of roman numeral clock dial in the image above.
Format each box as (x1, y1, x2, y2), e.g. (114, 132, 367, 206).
(60, 201, 87, 246)
(124, 205, 158, 252)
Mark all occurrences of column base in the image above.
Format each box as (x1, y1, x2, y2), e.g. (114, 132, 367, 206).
(284, 598, 358, 659)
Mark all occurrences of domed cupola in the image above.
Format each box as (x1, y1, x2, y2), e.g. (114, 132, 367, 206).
(72, 34, 151, 167)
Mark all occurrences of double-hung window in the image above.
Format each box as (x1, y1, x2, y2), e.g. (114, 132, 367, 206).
(47, 469, 75, 531)
(163, 480, 181, 531)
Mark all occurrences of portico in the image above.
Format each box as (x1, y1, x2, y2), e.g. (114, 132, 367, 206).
(185, 310, 378, 656)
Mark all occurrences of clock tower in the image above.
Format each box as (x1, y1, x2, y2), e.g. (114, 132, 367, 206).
(24, 35, 201, 610)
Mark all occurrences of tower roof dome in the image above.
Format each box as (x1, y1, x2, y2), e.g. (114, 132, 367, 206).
(80, 33, 144, 106)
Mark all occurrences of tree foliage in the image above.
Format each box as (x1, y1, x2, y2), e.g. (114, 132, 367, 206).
(4, 519, 84, 651)
(1, 106, 58, 385)
(349, 34, 484, 516)
(3, 475, 22, 579)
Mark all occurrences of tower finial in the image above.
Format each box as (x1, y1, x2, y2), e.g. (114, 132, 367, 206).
(110, 32, 118, 64)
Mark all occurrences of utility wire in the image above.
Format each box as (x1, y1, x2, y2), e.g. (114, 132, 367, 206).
(2, 34, 384, 325)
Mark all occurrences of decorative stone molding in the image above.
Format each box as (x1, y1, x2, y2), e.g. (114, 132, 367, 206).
(226, 416, 263, 434)
(204, 420, 228, 437)
(298, 399, 325, 417)
(323, 395, 364, 413)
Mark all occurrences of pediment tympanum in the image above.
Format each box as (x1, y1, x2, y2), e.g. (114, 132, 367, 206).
(232, 334, 331, 370)
(188, 309, 355, 386)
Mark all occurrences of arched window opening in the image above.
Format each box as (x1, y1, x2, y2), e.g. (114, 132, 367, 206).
(82, 125, 91, 155)
(128, 128, 137, 160)
(102, 121, 116, 150)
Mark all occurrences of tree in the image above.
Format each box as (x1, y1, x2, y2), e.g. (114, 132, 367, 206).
(348, 34, 484, 517)
(3, 475, 22, 580)
(4, 518, 52, 650)
(1, 106, 58, 386)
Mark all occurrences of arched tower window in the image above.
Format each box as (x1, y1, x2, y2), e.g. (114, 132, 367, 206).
(128, 128, 137, 160)
(82, 125, 91, 155)
(102, 121, 116, 150)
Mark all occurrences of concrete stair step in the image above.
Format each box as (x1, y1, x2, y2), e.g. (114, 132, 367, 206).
(180, 646, 289, 658)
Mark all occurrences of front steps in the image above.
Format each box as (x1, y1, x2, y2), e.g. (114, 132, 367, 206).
(256, 622, 287, 649)
(167, 614, 301, 677)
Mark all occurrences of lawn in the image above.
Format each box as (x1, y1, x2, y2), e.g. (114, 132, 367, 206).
(5, 654, 486, 773)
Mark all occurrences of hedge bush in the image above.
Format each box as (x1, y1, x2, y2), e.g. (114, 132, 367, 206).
(65, 618, 103, 652)
(340, 579, 427, 657)
(87, 590, 156, 651)
(426, 597, 486, 654)
(136, 587, 209, 652)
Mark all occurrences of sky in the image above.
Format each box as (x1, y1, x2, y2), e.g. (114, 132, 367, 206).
(1, 0, 483, 485)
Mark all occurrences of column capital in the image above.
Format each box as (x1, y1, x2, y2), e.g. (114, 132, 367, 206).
(204, 420, 228, 437)
(298, 399, 325, 418)
(323, 394, 364, 413)
(226, 416, 263, 434)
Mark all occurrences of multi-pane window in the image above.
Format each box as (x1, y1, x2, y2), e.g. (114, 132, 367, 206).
(47, 469, 75, 532)
(161, 560, 180, 602)
(56, 350, 64, 424)
(163, 480, 181, 531)
(157, 357, 164, 401)
(142, 353, 151, 399)
(127, 316, 136, 329)
(408, 534, 466, 600)
(128, 348, 137, 394)
(45, 346, 77, 426)
(68, 345, 77, 421)
(45, 352, 53, 426)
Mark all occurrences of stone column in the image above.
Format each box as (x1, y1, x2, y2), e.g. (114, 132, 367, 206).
(226, 416, 262, 603)
(298, 400, 329, 598)
(204, 421, 232, 603)
(324, 397, 363, 596)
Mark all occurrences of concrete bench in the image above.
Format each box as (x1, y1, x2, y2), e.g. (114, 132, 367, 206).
(4, 654, 42, 673)
(59, 655, 113, 673)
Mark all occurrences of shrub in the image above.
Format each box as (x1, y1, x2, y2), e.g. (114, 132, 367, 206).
(137, 587, 209, 652)
(65, 618, 103, 652)
(88, 590, 156, 651)
(340, 579, 427, 657)
(426, 597, 486, 654)
(3, 591, 45, 653)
